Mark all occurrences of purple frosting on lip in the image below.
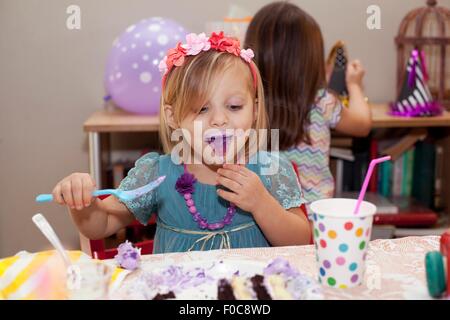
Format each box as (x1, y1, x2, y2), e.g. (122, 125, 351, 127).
(205, 133, 233, 143)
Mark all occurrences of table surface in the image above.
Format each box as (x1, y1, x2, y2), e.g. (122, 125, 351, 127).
(83, 104, 450, 133)
(112, 236, 440, 300)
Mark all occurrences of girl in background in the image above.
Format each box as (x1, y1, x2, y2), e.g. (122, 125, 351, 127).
(245, 1, 372, 212)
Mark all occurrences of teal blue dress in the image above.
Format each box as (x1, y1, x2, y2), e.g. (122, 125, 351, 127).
(117, 151, 305, 254)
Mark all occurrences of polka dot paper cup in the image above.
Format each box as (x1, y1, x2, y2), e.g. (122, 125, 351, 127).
(310, 198, 376, 288)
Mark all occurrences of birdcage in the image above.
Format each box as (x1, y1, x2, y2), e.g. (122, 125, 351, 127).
(395, 0, 450, 109)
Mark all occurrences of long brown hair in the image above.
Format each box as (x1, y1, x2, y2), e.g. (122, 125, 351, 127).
(244, 1, 326, 149)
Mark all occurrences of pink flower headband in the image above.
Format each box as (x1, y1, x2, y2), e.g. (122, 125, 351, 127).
(158, 31, 257, 90)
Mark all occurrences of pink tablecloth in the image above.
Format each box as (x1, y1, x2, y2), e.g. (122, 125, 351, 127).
(115, 236, 439, 300)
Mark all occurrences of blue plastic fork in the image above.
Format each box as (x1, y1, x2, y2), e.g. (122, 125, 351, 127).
(35, 176, 166, 203)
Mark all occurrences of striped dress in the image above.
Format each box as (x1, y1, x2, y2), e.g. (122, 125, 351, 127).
(282, 89, 343, 210)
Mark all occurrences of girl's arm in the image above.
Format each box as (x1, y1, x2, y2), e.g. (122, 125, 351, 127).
(69, 196, 134, 240)
(216, 164, 311, 246)
(251, 193, 311, 246)
(334, 60, 372, 137)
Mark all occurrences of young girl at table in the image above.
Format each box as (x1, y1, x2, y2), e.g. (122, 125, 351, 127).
(245, 2, 372, 213)
(51, 32, 311, 253)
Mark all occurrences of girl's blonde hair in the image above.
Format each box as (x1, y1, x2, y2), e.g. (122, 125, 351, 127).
(159, 50, 268, 155)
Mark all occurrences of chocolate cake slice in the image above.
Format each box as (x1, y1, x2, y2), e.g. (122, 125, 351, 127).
(215, 258, 318, 300)
(217, 279, 236, 300)
(250, 275, 272, 300)
(152, 291, 176, 300)
(217, 274, 294, 300)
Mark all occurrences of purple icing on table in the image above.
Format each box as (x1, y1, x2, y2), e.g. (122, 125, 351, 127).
(137, 265, 215, 294)
(115, 240, 141, 271)
(263, 257, 300, 278)
(127, 258, 323, 300)
(263, 258, 323, 300)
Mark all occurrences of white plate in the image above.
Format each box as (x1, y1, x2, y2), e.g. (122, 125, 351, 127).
(119, 259, 323, 300)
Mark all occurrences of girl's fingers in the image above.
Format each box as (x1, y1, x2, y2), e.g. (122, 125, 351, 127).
(61, 181, 74, 209)
(90, 175, 97, 188)
(52, 184, 64, 205)
(347, 63, 356, 72)
(71, 178, 84, 210)
(222, 163, 249, 177)
(217, 176, 242, 193)
(217, 168, 246, 185)
(216, 188, 238, 203)
(347, 62, 364, 78)
(81, 176, 94, 207)
(353, 61, 364, 73)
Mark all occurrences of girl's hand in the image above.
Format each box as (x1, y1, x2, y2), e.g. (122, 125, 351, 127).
(346, 60, 365, 88)
(52, 173, 96, 210)
(216, 164, 270, 213)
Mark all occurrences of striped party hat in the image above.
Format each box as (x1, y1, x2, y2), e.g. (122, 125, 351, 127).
(390, 48, 443, 117)
(327, 41, 349, 107)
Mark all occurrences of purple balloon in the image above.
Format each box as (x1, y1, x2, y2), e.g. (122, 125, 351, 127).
(105, 17, 188, 115)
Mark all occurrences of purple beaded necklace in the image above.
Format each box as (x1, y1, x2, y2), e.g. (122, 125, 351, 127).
(175, 164, 236, 231)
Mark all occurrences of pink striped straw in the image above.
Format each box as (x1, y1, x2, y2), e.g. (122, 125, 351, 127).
(353, 156, 391, 215)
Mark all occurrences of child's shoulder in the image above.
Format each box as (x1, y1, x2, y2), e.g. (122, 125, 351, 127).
(133, 152, 184, 174)
(252, 150, 291, 163)
(314, 88, 339, 107)
(132, 152, 166, 170)
(313, 89, 343, 126)
(249, 151, 294, 175)
(135, 151, 161, 163)
(252, 151, 304, 209)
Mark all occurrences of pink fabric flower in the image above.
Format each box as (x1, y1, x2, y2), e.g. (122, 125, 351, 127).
(166, 42, 187, 71)
(158, 56, 168, 74)
(182, 33, 211, 56)
(160, 31, 256, 88)
(240, 48, 254, 63)
(222, 38, 241, 56)
(209, 32, 241, 56)
(209, 31, 225, 49)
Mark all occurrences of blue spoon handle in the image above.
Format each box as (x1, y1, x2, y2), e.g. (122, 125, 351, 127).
(35, 190, 116, 203)
(92, 189, 116, 197)
(36, 194, 54, 203)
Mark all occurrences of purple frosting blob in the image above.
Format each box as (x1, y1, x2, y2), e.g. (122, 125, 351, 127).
(114, 240, 141, 271)
(263, 257, 300, 278)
